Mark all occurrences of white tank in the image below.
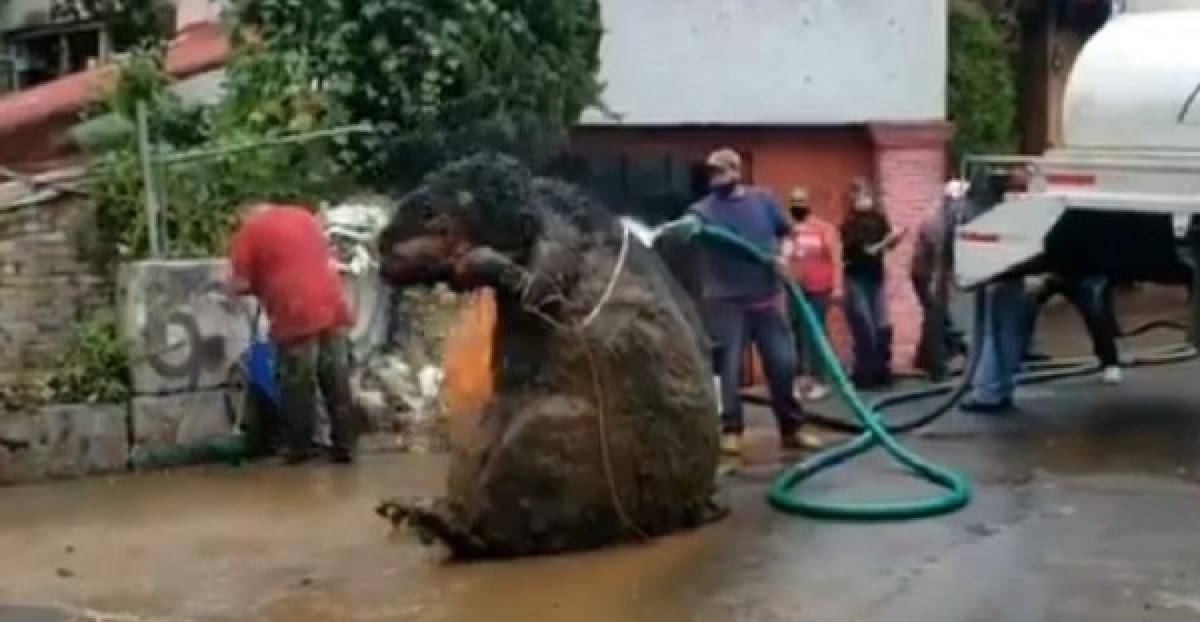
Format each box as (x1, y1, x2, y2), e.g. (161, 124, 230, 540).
(1063, 6, 1200, 150)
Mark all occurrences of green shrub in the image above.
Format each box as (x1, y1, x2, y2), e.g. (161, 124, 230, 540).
(948, 0, 1020, 164)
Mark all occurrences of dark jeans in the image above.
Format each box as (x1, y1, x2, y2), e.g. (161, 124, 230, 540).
(1028, 276, 1120, 367)
(913, 276, 955, 382)
(705, 300, 804, 436)
(845, 275, 891, 384)
(276, 330, 359, 457)
(793, 291, 831, 382)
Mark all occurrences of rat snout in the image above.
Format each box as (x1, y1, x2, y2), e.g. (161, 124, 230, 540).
(380, 236, 456, 287)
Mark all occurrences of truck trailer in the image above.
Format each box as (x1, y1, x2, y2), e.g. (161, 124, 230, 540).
(956, 1, 1200, 313)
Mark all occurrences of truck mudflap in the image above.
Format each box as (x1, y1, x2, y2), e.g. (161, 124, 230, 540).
(955, 195, 1066, 289)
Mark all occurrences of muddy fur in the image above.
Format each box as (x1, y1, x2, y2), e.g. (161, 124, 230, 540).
(377, 153, 720, 558)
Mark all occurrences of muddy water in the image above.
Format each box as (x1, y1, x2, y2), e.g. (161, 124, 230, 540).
(5, 395, 1200, 622)
(5, 288, 1200, 620)
(0, 455, 748, 621)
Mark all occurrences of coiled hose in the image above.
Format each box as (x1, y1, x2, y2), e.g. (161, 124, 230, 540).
(695, 224, 973, 520)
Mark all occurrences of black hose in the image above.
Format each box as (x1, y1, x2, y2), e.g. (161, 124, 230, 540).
(743, 305, 1197, 435)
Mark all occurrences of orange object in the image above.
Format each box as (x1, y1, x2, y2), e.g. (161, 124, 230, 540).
(441, 289, 497, 446)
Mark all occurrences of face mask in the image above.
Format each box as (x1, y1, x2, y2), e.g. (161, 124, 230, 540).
(712, 181, 737, 198)
(791, 207, 811, 221)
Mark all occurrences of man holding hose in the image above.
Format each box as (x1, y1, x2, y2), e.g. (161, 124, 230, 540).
(687, 148, 823, 456)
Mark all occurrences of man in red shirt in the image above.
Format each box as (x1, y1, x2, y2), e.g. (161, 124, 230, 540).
(229, 203, 358, 464)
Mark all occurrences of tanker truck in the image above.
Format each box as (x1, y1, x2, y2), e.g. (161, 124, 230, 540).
(955, 0, 1200, 321)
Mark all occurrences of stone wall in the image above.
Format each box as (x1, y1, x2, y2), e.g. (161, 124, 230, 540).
(0, 169, 108, 383)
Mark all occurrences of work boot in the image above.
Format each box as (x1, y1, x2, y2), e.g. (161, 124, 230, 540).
(959, 397, 1015, 414)
(781, 427, 825, 452)
(719, 433, 742, 456)
(877, 326, 895, 386)
(329, 446, 356, 464)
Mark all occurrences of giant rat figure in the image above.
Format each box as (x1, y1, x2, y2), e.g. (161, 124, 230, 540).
(375, 153, 722, 558)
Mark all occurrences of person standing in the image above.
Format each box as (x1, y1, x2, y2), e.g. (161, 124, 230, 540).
(912, 179, 968, 382)
(689, 148, 820, 456)
(781, 186, 843, 401)
(840, 180, 904, 388)
(1025, 274, 1123, 384)
(228, 203, 360, 464)
(961, 277, 1037, 413)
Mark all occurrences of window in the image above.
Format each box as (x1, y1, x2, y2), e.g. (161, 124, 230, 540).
(0, 19, 110, 91)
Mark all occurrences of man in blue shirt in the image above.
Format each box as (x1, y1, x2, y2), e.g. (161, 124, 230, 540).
(690, 148, 820, 456)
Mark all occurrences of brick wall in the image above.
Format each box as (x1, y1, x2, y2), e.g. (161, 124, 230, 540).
(0, 170, 109, 380)
(870, 122, 951, 371)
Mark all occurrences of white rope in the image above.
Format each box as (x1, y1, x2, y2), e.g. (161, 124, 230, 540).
(582, 223, 634, 328)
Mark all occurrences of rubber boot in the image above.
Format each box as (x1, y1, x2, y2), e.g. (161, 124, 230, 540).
(876, 326, 894, 386)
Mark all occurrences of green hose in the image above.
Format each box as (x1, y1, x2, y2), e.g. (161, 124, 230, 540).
(695, 224, 972, 521)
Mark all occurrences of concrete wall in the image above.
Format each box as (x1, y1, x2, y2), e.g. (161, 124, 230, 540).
(582, 0, 947, 126)
(0, 403, 127, 484)
(0, 171, 107, 380)
(118, 259, 257, 396)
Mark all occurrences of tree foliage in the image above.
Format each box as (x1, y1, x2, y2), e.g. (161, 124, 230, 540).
(83, 0, 604, 265)
(232, 0, 604, 185)
(948, 0, 1019, 163)
(83, 46, 345, 267)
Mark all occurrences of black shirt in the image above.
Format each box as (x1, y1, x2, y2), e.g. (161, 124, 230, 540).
(842, 211, 891, 282)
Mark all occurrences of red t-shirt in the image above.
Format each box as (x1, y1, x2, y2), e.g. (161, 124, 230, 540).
(229, 204, 350, 344)
(784, 221, 837, 294)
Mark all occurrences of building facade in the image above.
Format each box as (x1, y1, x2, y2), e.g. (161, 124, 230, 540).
(572, 0, 951, 371)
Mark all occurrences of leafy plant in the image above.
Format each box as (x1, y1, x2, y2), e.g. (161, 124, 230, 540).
(948, 0, 1020, 164)
(82, 46, 344, 267)
(233, 0, 604, 185)
(48, 311, 131, 404)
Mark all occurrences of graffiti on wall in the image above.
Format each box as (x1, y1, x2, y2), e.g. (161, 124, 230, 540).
(119, 260, 259, 396)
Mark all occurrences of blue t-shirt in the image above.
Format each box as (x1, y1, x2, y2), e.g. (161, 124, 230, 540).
(689, 188, 789, 303)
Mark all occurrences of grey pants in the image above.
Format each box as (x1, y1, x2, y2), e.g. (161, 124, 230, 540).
(276, 331, 359, 457)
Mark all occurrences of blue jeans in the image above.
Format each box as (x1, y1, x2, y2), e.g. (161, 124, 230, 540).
(844, 275, 889, 382)
(705, 300, 804, 435)
(971, 279, 1035, 405)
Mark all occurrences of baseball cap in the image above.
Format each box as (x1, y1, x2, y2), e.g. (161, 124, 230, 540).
(705, 148, 743, 184)
(789, 187, 811, 206)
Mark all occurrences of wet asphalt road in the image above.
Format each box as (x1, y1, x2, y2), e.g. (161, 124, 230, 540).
(3, 290, 1200, 621)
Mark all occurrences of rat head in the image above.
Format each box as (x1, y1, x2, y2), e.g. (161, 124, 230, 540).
(379, 153, 540, 291)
